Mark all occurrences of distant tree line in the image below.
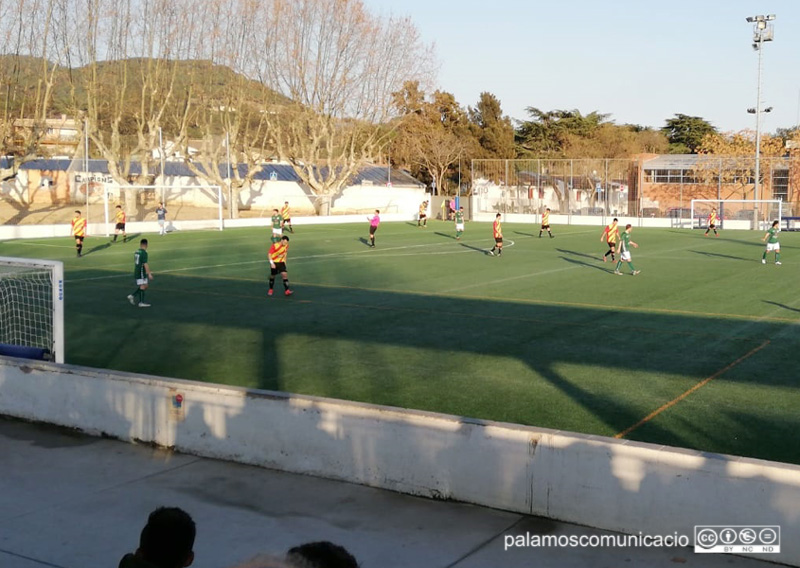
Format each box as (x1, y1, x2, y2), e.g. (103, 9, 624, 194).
(0, 0, 797, 205)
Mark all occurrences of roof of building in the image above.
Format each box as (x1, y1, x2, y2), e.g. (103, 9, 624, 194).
(18, 159, 423, 187)
(643, 154, 790, 170)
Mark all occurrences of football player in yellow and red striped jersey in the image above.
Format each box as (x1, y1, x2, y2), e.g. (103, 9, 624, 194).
(71, 210, 87, 257)
(538, 207, 554, 238)
(704, 207, 719, 237)
(267, 235, 293, 296)
(112, 205, 127, 242)
(600, 217, 619, 262)
(489, 213, 503, 256)
(280, 201, 294, 233)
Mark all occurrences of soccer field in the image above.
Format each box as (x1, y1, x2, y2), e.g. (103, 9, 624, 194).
(5, 220, 800, 465)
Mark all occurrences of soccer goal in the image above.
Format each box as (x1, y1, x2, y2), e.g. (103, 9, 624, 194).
(103, 184, 224, 236)
(690, 199, 785, 231)
(0, 257, 64, 363)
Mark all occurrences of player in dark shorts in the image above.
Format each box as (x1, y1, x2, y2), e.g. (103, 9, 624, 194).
(113, 205, 127, 242)
(281, 201, 294, 233)
(71, 210, 87, 257)
(268, 235, 293, 296)
(368, 210, 380, 247)
(489, 213, 503, 256)
(538, 208, 554, 238)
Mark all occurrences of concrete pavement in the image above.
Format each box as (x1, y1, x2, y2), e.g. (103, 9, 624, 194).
(0, 416, 781, 568)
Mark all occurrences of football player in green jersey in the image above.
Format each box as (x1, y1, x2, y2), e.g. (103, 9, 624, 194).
(270, 209, 283, 243)
(454, 206, 465, 240)
(127, 239, 154, 307)
(762, 220, 781, 265)
(614, 224, 640, 276)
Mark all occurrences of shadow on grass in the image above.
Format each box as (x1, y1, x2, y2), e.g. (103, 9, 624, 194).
(64, 258, 800, 466)
(557, 248, 601, 262)
(559, 256, 614, 274)
(434, 231, 456, 240)
(83, 242, 112, 256)
(459, 242, 490, 255)
(763, 300, 800, 313)
(513, 231, 536, 238)
(689, 250, 753, 262)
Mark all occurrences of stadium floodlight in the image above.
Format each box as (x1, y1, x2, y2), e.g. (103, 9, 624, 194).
(746, 14, 776, 227)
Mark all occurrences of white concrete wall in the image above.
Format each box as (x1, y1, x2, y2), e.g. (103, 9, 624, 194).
(0, 356, 798, 565)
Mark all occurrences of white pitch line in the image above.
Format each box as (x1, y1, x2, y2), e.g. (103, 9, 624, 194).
(66, 239, 497, 282)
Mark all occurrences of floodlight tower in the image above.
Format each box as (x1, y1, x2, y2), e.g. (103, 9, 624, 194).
(746, 14, 775, 226)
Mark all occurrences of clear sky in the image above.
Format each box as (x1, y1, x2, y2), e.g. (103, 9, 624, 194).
(364, 0, 800, 134)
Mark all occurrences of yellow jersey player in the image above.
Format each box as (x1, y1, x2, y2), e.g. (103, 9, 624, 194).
(268, 235, 293, 296)
(489, 213, 503, 256)
(71, 210, 87, 257)
(600, 218, 619, 262)
(539, 208, 554, 238)
(280, 201, 293, 233)
(112, 205, 127, 242)
(705, 207, 719, 237)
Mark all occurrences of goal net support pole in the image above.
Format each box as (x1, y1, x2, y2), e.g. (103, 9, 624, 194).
(0, 257, 64, 363)
(105, 185, 224, 236)
(690, 199, 784, 231)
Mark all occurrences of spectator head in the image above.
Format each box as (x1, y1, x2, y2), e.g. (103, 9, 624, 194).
(286, 541, 358, 568)
(136, 507, 196, 568)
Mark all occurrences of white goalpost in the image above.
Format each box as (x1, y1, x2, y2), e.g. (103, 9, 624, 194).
(0, 257, 64, 363)
(104, 184, 224, 236)
(690, 199, 785, 231)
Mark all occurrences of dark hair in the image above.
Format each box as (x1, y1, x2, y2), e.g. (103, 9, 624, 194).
(613, 218, 618, 222)
(75, 210, 81, 215)
(625, 224, 632, 229)
(138, 507, 195, 568)
(772, 220, 780, 227)
(282, 235, 290, 242)
(116, 205, 122, 208)
(287, 541, 358, 568)
(141, 239, 148, 246)
(496, 213, 501, 218)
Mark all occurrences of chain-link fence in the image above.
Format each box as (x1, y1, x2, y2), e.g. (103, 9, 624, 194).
(472, 159, 637, 220)
(472, 156, 799, 220)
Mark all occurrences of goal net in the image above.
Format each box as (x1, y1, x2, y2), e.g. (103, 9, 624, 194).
(690, 199, 785, 231)
(103, 184, 224, 236)
(0, 257, 64, 363)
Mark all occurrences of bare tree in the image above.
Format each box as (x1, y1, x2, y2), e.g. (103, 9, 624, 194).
(177, 0, 277, 218)
(254, 0, 435, 213)
(72, 0, 196, 217)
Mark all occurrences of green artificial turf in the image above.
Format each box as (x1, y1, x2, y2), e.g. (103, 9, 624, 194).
(4, 220, 800, 464)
